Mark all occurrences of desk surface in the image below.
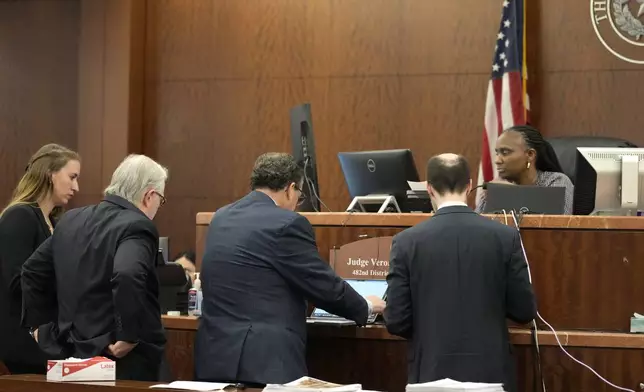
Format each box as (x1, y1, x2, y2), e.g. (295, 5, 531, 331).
(197, 212, 644, 230)
(161, 315, 644, 349)
(0, 375, 256, 392)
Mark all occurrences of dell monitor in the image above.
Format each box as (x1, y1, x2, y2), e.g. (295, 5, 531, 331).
(574, 147, 644, 215)
(290, 103, 321, 212)
(338, 149, 420, 213)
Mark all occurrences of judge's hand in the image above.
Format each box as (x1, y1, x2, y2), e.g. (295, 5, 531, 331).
(366, 295, 386, 314)
(107, 341, 138, 358)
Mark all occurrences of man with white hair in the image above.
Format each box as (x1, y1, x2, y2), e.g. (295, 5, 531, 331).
(21, 154, 169, 381)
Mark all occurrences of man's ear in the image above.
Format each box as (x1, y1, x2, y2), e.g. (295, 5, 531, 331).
(466, 178, 473, 194)
(426, 183, 435, 198)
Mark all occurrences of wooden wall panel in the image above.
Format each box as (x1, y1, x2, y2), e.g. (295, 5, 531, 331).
(144, 0, 501, 253)
(307, 336, 644, 392)
(539, 72, 644, 145)
(75, 0, 147, 208)
(148, 0, 500, 80)
(145, 0, 644, 254)
(528, 0, 644, 145)
(0, 0, 79, 207)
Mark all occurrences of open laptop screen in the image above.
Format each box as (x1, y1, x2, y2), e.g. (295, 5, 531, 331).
(483, 183, 566, 215)
(311, 279, 388, 318)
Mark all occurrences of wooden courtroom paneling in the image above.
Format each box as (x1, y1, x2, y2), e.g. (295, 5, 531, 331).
(194, 212, 644, 331)
(307, 335, 644, 392)
(143, 0, 644, 255)
(143, 0, 500, 255)
(74, 0, 147, 208)
(313, 226, 644, 331)
(0, 0, 79, 207)
(163, 317, 644, 392)
(527, 0, 644, 143)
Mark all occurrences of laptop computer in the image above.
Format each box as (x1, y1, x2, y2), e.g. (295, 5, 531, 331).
(483, 183, 567, 215)
(307, 279, 388, 325)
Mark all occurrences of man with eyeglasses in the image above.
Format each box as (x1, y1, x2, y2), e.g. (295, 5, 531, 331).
(195, 152, 386, 386)
(21, 154, 169, 381)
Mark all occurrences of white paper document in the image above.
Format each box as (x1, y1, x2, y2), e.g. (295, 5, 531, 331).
(407, 181, 428, 192)
(263, 376, 362, 392)
(406, 378, 505, 392)
(150, 381, 235, 391)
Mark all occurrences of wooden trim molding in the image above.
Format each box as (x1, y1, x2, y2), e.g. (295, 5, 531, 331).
(196, 212, 644, 230)
(162, 316, 644, 349)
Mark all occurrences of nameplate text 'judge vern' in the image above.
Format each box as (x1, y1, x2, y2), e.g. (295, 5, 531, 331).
(329, 236, 393, 279)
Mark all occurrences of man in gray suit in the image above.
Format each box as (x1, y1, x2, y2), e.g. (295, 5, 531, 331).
(196, 152, 385, 386)
(384, 153, 536, 392)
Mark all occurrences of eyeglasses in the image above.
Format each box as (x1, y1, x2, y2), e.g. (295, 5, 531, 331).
(153, 191, 167, 206)
(293, 184, 306, 206)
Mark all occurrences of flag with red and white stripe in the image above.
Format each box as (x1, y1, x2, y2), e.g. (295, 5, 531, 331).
(477, 0, 529, 199)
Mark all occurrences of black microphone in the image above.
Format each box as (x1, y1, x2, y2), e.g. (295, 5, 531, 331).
(468, 182, 489, 195)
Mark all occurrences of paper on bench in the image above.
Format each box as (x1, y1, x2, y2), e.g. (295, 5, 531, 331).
(150, 381, 234, 391)
(263, 376, 362, 392)
(407, 181, 428, 192)
(406, 378, 504, 391)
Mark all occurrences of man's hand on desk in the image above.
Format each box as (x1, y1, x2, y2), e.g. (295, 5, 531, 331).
(366, 295, 386, 314)
(107, 341, 138, 358)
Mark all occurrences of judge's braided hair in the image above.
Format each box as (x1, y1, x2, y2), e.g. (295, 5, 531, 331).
(504, 125, 564, 173)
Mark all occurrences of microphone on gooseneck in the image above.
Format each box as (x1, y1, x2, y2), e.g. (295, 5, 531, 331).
(467, 182, 489, 195)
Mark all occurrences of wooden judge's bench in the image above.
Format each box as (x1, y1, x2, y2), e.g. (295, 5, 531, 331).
(162, 212, 644, 392)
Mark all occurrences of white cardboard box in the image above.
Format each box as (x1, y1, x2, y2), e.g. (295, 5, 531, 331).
(46, 356, 116, 382)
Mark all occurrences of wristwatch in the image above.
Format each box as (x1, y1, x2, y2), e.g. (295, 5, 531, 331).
(28, 327, 37, 340)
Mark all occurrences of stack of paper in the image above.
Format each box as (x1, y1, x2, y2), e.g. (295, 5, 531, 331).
(150, 381, 235, 391)
(263, 377, 362, 392)
(406, 379, 505, 392)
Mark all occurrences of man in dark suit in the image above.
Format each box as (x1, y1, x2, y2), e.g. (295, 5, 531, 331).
(384, 153, 536, 392)
(195, 152, 386, 386)
(21, 154, 169, 381)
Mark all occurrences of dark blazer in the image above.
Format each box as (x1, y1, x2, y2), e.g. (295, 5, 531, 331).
(195, 191, 369, 385)
(384, 205, 536, 392)
(21, 195, 166, 379)
(0, 203, 52, 371)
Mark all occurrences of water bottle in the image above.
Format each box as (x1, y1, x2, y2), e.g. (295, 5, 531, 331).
(193, 273, 203, 317)
(188, 285, 197, 316)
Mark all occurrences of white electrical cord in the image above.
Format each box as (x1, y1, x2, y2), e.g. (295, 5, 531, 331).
(510, 210, 635, 392)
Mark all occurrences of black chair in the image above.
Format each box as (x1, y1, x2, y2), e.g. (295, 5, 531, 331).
(547, 136, 637, 186)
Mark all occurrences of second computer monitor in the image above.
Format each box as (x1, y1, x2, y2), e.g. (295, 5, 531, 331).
(574, 147, 644, 215)
(338, 149, 420, 203)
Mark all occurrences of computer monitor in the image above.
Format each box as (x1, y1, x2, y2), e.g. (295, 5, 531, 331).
(156, 261, 189, 314)
(574, 147, 644, 215)
(337, 149, 420, 212)
(290, 103, 321, 212)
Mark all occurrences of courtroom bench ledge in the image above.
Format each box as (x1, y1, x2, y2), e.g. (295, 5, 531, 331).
(161, 316, 644, 349)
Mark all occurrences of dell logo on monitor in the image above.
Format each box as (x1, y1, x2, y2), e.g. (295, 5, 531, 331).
(367, 159, 376, 172)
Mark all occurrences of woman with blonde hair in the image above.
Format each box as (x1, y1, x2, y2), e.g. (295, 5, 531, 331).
(0, 143, 80, 374)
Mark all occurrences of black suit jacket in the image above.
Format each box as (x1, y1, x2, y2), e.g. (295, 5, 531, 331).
(384, 206, 536, 392)
(195, 191, 369, 385)
(21, 195, 166, 365)
(0, 204, 52, 368)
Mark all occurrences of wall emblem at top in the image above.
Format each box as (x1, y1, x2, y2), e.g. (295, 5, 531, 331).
(592, 0, 644, 63)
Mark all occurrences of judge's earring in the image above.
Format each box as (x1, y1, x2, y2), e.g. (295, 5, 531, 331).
(526, 162, 531, 169)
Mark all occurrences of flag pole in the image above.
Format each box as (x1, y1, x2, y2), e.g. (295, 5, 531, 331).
(522, 0, 528, 123)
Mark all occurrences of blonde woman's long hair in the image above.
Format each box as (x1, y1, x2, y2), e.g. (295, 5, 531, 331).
(1, 143, 80, 219)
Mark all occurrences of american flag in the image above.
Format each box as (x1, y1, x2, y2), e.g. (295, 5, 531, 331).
(476, 0, 529, 199)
